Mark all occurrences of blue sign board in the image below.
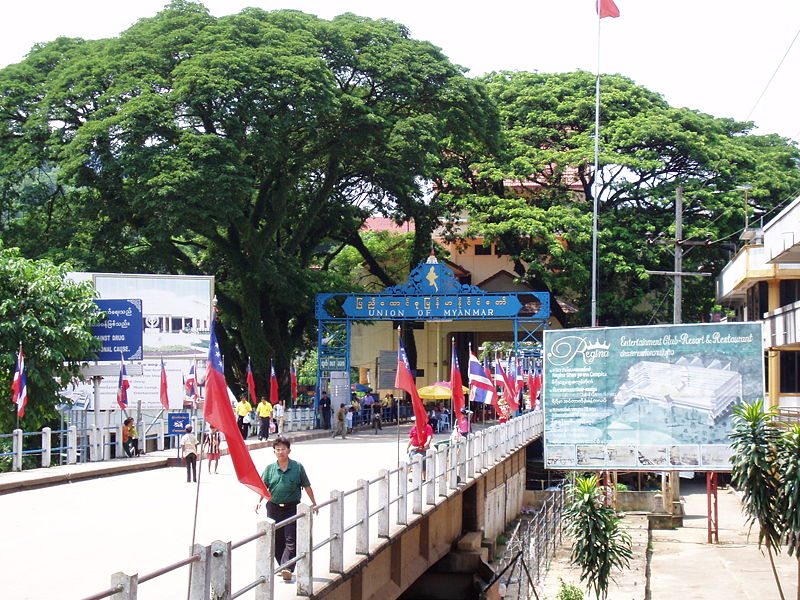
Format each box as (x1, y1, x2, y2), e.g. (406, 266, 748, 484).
(342, 293, 522, 319)
(92, 299, 144, 361)
(168, 412, 191, 435)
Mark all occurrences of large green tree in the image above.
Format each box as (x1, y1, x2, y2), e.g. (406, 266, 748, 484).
(441, 70, 800, 325)
(0, 1, 498, 391)
(0, 248, 100, 433)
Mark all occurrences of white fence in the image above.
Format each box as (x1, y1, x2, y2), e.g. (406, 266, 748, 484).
(81, 411, 544, 600)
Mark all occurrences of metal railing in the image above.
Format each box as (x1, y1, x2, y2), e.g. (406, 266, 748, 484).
(81, 411, 544, 600)
(493, 486, 565, 600)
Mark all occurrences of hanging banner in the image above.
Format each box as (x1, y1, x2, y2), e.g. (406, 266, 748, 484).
(542, 322, 764, 471)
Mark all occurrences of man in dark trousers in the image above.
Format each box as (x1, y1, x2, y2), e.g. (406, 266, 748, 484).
(256, 437, 318, 582)
(318, 391, 331, 429)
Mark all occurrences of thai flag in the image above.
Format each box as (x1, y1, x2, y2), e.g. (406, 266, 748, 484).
(204, 316, 270, 499)
(159, 357, 169, 411)
(116, 359, 130, 410)
(468, 351, 493, 404)
(246, 359, 256, 403)
(11, 347, 28, 418)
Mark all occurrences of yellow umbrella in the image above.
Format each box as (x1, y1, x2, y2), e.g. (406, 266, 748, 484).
(417, 383, 470, 399)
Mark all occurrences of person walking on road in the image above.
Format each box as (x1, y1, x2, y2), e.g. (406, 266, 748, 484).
(257, 397, 273, 441)
(256, 437, 318, 582)
(319, 391, 331, 429)
(332, 403, 347, 439)
(236, 396, 253, 439)
(406, 421, 433, 479)
(203, 427, 222, 474)
(121, 417, 134, 457)
(273, 400, 285, 434)
(180, 425, 199, 483)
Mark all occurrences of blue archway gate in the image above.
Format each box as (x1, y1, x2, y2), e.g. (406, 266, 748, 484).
(314, 258, 550, 412)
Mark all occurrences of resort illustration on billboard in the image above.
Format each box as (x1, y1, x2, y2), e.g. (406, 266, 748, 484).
(542, 322, 764, 471)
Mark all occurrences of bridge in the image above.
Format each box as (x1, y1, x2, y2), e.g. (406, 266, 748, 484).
(0, 413, 544, 600)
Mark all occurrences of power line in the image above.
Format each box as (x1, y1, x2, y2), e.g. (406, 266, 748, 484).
(745, 26, 800, 123)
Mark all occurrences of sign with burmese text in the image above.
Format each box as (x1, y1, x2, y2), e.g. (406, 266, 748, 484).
(342, 294, 521, 319)
(542, 322, 763, 471)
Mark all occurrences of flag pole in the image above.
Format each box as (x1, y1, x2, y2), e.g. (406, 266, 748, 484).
(591, 4, 603, 328)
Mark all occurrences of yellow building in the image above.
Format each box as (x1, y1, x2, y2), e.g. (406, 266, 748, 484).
(716, 195, 800, 408)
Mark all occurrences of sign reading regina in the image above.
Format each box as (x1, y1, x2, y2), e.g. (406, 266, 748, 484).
(542, 322, 764, 471)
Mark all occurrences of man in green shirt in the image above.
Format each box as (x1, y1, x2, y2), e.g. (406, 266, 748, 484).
(256, 437, 318, 582)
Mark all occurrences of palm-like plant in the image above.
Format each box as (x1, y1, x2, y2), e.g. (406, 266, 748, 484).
(776, 424, 800, 599)
(563, 475, 633, 600)
(729, 399, 785, 599)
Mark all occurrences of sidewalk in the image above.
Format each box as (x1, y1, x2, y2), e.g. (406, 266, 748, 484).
(539, 480, 799, 599)
(0, 426, 337, 495)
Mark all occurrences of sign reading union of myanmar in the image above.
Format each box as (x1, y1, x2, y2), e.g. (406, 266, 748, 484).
(339, 260, 523, 319)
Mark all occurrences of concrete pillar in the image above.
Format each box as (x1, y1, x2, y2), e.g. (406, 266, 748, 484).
(208, 540, 231, 599)
(110, 571, 138, 600)
(356, 479, 369, 554)
(254, 521, 275, 600)
(67, 426, 77, 465)
(189, 544, 211, 600)
(378, 470, 390, 538)
(768, 279, 781, 409)
(296, 504, 313, 595)
(41, 427, 51, 468)
(330, 489, 344, 572)
(12, 429, 22, 471)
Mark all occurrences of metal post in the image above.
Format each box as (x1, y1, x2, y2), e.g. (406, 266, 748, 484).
(12, 428, 22, 471)
(330, 490, 344, 572)
(189, 544, 211, 600)
(296, 504, 313, 595)
(378, 470, 390, 538)
(110, 572, 138, 600)
(209, 540, 231, 600)
(158, 419, 165, 451)
(41, 427, 52, 468)
(67, 425, 77, 465)
(674, 186, 683, 324)
(255, 521, 275, 600)
(356, 479, 369, 554)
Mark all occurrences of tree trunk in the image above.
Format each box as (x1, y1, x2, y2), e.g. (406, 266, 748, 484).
(767, 542, 786, 600)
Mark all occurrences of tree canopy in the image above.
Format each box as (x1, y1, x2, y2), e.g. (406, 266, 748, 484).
(0, 1, 498, 390)
(0, 248, 100, 432)
(441, 70, 800, 325)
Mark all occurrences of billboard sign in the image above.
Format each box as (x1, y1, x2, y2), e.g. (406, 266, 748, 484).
(92, 299, 144, 361)
(543, 322, 764, 471)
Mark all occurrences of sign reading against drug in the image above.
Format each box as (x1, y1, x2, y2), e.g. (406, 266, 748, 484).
(92, 299, 144, 361)
(542, 322, 763, 471)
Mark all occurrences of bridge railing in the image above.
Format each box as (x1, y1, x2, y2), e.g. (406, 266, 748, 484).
(81, 410, 544, 600)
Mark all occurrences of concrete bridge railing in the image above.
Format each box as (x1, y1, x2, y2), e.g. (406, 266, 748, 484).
(81, 410, 544, 600)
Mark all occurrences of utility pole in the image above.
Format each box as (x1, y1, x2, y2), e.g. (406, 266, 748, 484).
(645, 186, 713, 323)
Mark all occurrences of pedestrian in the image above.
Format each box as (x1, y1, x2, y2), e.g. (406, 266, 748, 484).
(236, 396, 253, 439)
(274, 400, 285, 434)
(406, 421, 433, 479)
(457, 408, 472, 438)
(371, 401, 383, 433)
(319, 391, 331, 429)
(257, 396, 273, 441)
(345, 405, 354, 434)
(180, 425, 199, 483)
(256, 437, 318, 582)
(203, 427, 222, 474)
(129, 420, 142, 456)
(121, 417, 133, 457)
(332, 403, 347, 439)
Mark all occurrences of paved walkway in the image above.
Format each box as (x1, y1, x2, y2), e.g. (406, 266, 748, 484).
(540, 480, 799, 599)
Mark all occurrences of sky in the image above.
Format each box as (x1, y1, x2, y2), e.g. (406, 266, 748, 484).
(1, 0, 799, 142)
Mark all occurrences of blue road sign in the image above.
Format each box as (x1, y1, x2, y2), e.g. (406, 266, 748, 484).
(92, 299, 144, 361)
(168, 412, 191, 435)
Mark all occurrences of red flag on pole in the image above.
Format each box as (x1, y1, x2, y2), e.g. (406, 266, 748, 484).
(496, 355, 519, 412)
(596, 0, 620, 18)
(246, 359, 256, 403)
(204, 317, 270, 499)
(116, 357, 130, 410)
(290, 363, 297, 405)
(270, 361, 279, 404)
(395, 328, 428, 439)
(450, 340, 465, 417)
(159, 357, 170, 411)
(11, 346, 28, 418)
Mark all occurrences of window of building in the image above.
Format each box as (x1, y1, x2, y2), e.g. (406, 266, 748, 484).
(780, 351, 800, 394)
(474, 244, 491, 255)
(780, 280, 800, 307)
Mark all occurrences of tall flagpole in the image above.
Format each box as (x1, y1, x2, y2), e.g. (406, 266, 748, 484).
(591, 10, 602, 328)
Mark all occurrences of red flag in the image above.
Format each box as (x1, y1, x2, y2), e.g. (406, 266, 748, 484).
(204, 317, 270, 499)
(11, 346, 28, 418)
(484, 358, 499, 413)
(529, 363, 542, 411)
(159, 357, 169, 411)
(596, 0, 620, 18)
(116, 358, 130, 410)
(290, 363, 297, 405)
(246, 359, 256, 403)
(450, 340, 465, 416)
(395, 328, 428, 439)
(270, 361, 279, 404)
(496, 355, 519, 412)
